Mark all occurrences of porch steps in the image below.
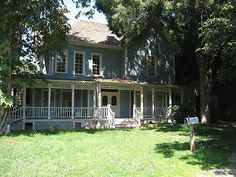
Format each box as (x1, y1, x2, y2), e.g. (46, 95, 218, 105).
(114, 118, 139, 128)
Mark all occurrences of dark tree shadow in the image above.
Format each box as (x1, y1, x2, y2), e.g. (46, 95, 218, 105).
(154, 123, 236, 171)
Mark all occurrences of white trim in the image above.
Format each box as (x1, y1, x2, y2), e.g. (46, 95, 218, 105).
(68, 40, 123, 50)
(91, 53, 103, 76)
(55, 50, 68, 74)
(73, 51, 85, 75)
(71, 85, 75, 119)
(129, 90, 131, 117)
(48, 84, 52, 119)
(140, 87, 144, 116)
(152, 88, 155, 118)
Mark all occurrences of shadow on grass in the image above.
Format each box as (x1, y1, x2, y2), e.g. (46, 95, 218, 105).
(154, 123, 236, 170)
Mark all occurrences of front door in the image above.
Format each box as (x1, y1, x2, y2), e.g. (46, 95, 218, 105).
(101, 91, 120, 117)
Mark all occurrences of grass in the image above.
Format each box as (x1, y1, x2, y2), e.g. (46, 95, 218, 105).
(0, 124, 235, 177)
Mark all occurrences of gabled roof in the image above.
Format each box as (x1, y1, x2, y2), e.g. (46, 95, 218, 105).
(68, 20, 121, 46)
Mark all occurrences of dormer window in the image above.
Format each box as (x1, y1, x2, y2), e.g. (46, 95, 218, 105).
(55, 51, 68, 73)
(92, 53, 102, 75)
(147, 56, 156, 77)
(74, 52, 85, 75)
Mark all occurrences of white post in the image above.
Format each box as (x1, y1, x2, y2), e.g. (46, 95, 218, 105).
(97, 83, 101, 108)
(32, 88, 35, 117)
(71, 85, 75, 119)
(23, 85, 26, 119)
(48, 84, 51, 119)
(93, 87, 96, 108)
(140, 87, 144, 117)
(124, 47, 128, 78)
(168, 88, 172, 116)
(152, 88, 155, 118)
(181, 88, 184, 105)
(133, 90, 136, 106)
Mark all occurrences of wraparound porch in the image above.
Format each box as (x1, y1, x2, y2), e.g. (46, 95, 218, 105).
(11, 79, 185, 129)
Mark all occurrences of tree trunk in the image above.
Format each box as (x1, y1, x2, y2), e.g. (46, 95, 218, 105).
(197, 57, 213, 123)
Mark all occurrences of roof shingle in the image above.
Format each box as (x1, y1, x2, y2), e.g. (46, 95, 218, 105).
(68, 20, 121, 46)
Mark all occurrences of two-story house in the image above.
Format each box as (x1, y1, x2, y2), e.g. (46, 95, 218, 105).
(11, 21, 186, 130)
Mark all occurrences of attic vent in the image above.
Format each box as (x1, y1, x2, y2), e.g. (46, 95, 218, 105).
(74, 122, 82, 129)
(25, 122, 33, 131)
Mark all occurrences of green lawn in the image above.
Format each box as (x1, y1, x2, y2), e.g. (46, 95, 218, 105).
(0, 124, 235, 177)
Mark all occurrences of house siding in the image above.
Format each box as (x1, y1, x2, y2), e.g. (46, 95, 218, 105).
(44, 44, 124, 80)
(127, 31, 175, 84)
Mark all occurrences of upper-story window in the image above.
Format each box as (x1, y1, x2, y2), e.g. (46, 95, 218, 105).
(55, 51, 68, 73)
(74, 52, 85, 75)
(92, 53, 102, 75)
(147, 56, 156, 77)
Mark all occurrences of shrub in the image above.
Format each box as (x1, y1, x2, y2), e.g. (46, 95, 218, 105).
(171, 105, 192, 123)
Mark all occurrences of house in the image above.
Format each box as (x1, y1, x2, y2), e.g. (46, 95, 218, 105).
(11, 20, 188, 130)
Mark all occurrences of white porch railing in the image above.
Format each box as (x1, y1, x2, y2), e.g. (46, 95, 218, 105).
(107, 105, 115, 128)
(143, 107, 152, 118)
(74, 107, 97, 118)
(25, 107, 48, 118)
(11, 106, 114, 120)
(51, 107, 71, 118)
(11, 107, 23, 121)
(143, 107, 171, 118)
(133, 106, 141, 126)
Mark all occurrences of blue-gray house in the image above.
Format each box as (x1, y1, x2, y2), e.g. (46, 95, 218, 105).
(11, 21, 186, 130)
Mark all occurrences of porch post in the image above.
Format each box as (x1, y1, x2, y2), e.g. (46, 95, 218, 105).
(133, 90, 136, 106)
(93, 86, 96, 108)
(32, 88, 35, 117)
(152, 88, 155, 118)
(23, 85, 26, 119)
(140, 87, 144, 117)
(168, 87, 172, 115)
(181, 88, 184, 105)
(97, 83, 101, 108)
(71, 85, 75, 119)
(48, 84, 51, 119)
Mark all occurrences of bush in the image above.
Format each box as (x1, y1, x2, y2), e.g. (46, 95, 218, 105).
(171, 105, 192, 123)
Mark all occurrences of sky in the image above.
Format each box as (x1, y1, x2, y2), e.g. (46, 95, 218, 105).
(64, 1, 107, 25)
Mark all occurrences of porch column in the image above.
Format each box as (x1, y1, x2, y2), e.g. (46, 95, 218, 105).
(168, 88, 172, 115)
(48, 84, 51, 119)
(93, 86, 96, 108)
(140, 87, 144, 117)
(152, 88, 155, 118)
(133, 90, 136, 106)
(32, 88, 35, 117)
(181, 88, 184, 105)
(71, 85, 75, 119)
(97, 83, 101, 108)
(23, 85, 26, 119)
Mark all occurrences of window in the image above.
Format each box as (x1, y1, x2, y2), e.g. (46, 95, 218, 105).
(92, 53, 102, 75)
(147, 56, 156, 76)
(111, 96, 117, 106)
(74, 52, 84, 75)
(55, 51, 67, 73)
(102, 96, 108, 106)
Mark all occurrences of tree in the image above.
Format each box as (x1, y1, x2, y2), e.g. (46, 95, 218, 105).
(95, 0, 236, 123)
(0, 0, 71, 134)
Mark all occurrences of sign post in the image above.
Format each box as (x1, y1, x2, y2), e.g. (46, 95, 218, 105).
(184, 117, 199, 152)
